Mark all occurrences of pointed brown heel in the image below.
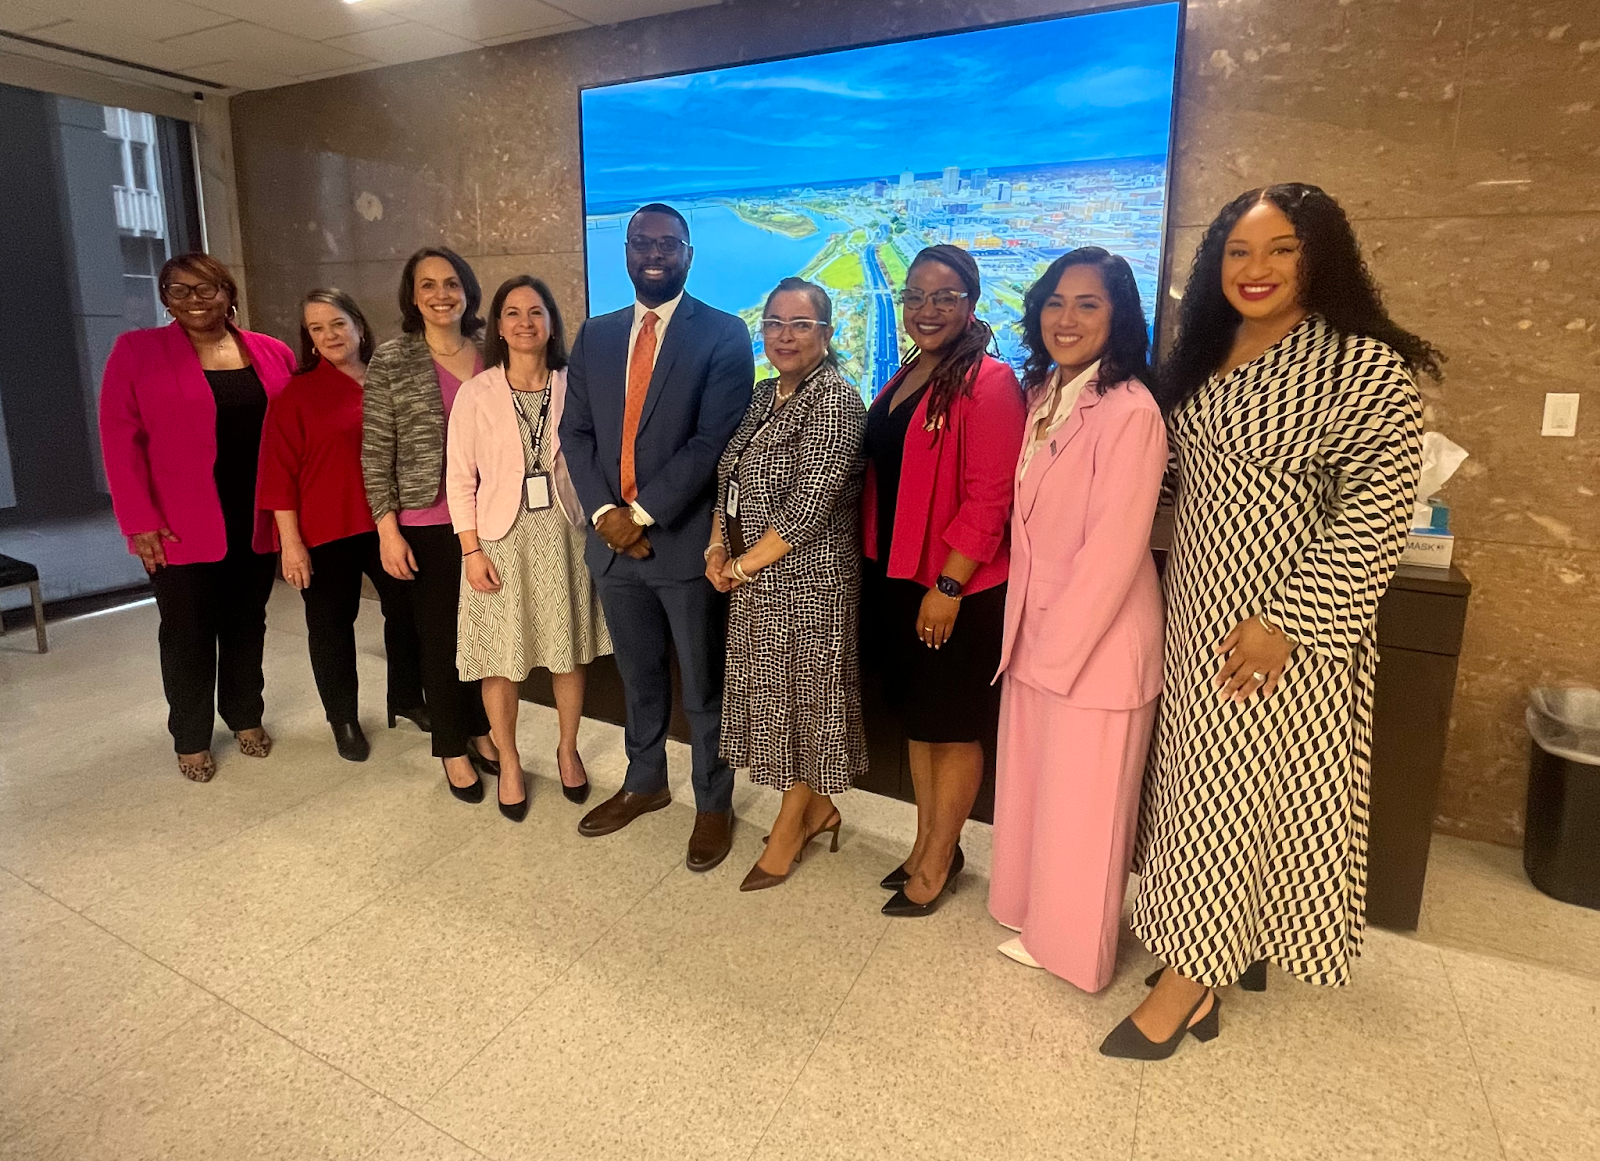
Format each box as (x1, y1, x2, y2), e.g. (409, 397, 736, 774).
(740, 811, 842, 893)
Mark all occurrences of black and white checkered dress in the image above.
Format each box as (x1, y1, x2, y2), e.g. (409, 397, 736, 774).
(716, 364, 869, 794)
(1130, 315, 1423, 988)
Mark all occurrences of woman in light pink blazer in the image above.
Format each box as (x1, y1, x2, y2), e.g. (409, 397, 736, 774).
(447, 276, 611, 820)
(99, 252, 296, 783)
(987, 248, 1167, 992)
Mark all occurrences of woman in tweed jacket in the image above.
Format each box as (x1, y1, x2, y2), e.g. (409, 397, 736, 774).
(361, 246, 500, 800)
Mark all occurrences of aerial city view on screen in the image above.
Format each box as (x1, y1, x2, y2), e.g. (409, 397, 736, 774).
(580, 2, 1182, 396)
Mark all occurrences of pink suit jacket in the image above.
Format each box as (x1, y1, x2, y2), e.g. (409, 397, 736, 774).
(997, 375, 1168, 711)
(862, 355, 1027, 594)
(99, 322, 296, 565)
(446, 365, 582, 542)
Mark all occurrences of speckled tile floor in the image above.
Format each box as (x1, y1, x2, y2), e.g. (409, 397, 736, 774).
(1, 586, 1597, 1161)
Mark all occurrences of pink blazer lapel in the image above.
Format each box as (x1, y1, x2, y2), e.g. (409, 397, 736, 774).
(1018, 378, 1102, 522)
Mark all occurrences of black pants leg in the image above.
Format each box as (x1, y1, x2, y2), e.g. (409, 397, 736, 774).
(401, 523, 488, 758)
(214, 546, 276, 734)
(151, 559, 222, 754)
(149, 545, 274, 753)
(362, 533, 425, 715)
(302, 535, 365, 724)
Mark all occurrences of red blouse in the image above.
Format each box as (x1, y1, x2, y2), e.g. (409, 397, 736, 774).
(256, 360, 376, 548)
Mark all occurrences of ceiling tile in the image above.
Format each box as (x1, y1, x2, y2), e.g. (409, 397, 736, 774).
(46, 0, 233, 38)
(184, 0, 407, 42)
(18, 18, 230, 75)
(203, 57, 303, 91)
(385, 0, 578, 42)
(0, 0, 66, 33)
(160, 20, 370, 75)
(324, 21, 478, 65)
(544, 0, 719, 28)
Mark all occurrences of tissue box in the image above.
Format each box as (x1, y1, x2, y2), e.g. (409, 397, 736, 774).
(1402, 529, 1455, 568)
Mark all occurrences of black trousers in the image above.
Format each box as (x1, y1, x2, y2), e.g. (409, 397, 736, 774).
(149, 544, 277, 754)
(399, 522, 489, 758)
(301, 531, 424, 725)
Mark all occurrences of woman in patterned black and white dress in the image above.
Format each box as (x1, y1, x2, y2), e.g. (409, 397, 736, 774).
(707, 278, 868, 892)
(1101, 185, 1441, 1060)
(448, 276, 611, 821)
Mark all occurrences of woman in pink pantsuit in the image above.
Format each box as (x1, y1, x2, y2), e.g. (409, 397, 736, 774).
(988, 248, 1167, 993)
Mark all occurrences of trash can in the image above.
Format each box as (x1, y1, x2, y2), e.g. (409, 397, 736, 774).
(1524, 687, 1600, 910)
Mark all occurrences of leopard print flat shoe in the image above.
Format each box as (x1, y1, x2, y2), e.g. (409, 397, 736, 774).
(234, 729, 273, 758)
(178, 752, 217, 782)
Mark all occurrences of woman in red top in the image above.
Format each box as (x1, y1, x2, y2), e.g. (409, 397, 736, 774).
(258, 289, 426, 761)
(863, 245, 1027, 917)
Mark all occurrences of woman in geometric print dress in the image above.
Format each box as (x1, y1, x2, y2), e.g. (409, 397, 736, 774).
(707, 277, 869, 892)
(1101, 184, 1440, 1060)
(448, 276, 612, 821)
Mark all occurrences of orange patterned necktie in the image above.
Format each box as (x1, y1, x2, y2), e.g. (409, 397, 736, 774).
(619, 310, 658, 504)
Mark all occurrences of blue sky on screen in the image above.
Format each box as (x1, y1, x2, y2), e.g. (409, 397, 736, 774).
(581, 2, 1181, 207)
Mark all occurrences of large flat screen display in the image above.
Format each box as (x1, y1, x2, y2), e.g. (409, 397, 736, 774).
(580, 1, 1182, 396)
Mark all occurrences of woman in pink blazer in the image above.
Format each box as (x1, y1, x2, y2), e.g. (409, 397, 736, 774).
(99, 253, 296, 783)
(863, 245, 1027, 917)
(987, 248, 1167, 991)
(447, 276, 612, 820)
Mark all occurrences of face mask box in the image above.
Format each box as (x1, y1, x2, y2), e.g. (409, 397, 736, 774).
(1401, 498, 1454, 568)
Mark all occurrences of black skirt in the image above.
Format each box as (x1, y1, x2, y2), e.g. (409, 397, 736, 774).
(864, 561, 1006, 745)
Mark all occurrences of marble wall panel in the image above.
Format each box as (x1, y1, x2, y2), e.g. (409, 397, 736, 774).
(1451, 0, 1600, 217)
(1361, 214, 1600, 553)
(229, 0, 1600, 844)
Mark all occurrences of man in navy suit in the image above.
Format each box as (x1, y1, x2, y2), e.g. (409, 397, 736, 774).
(560, 203, 754, 871)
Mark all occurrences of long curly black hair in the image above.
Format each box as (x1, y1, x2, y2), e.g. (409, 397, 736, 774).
(1157, 183, 1442, 414)
(900, 245, 998, 427)
(1019, 247, 1153, 396)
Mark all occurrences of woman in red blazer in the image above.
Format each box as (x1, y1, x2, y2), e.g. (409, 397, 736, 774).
(863, 245, 1027, 916)
(987, 248, 1167, 992)
(99, 253, 296, 782)
(257, 289, 427, 764)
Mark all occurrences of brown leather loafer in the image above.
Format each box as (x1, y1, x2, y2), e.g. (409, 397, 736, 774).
(686, 810, 733, 872)
(577, 787, 671, 838)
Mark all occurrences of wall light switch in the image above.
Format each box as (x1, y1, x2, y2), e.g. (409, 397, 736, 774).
(1542, 393, 1580, 437)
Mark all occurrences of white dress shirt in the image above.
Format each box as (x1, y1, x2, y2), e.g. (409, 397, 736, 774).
(594, 290, 686, 527)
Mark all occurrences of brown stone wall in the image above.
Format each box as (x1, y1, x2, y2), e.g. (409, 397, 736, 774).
(230, 0, 1600, 845)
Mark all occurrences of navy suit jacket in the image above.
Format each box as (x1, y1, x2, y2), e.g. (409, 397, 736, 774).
(560, 294, 755, 581)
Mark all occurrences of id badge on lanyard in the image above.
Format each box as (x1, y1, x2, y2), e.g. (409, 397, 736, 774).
(524, 472, 553, 512)
(516, 380, 554, 512)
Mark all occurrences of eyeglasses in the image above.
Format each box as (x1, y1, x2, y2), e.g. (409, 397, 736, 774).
(897, 289, 969, 312)
(758, 318, 826, 337)
(163, 282, 222, 302)
(626, 236, 689, 257)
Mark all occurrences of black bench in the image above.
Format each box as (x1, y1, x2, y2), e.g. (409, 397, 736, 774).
(0, 553, 46, 653)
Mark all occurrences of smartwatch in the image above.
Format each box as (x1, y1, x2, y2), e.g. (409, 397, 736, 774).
(935, 574, 964, 599)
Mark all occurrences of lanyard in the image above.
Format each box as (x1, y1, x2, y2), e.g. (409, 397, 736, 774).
(727, 379, 802, 477)
(510, 373, 553, 472)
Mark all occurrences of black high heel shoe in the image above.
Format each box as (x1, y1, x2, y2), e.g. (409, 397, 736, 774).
(1144, 959, 1266, 992)
(880, 844, 962, 891)
(388, 705, 432, 732)
(1100, 990, 1219, 1060)
(442, 759, 484, 804)
(557, 750, 591, 805)
(467, 743, 500, 779)
(497, 769, 529, 822)
(882, 849, 962, 917)
(332, 721, 370, 763)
